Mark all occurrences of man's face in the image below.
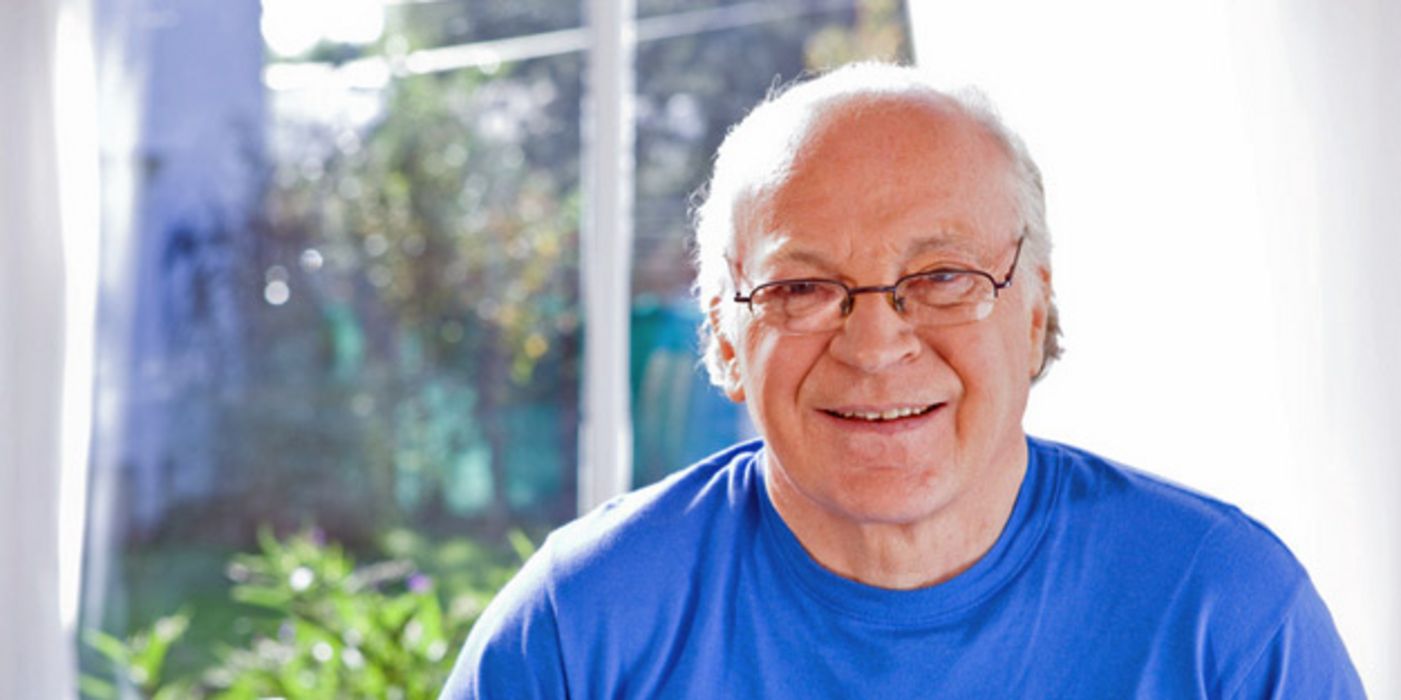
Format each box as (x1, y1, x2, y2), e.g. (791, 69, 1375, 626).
(715, 98, 1049, 528)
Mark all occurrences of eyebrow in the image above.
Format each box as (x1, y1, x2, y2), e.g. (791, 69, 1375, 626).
(765, 233, 973, 274)
(905, 235, 973, 260)
(765, 248, 840, 274)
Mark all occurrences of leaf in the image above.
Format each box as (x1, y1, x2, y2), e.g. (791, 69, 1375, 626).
(82, 628, 130, 666)
(506, 529, 536, 564)
(130, 610, 191, 688)
(78, 673, 117, 700)
(151, 678, 198, 700)
(256, 526, 283, 562)
(409, 594, 445, 650)
(231, 587, 293, 611)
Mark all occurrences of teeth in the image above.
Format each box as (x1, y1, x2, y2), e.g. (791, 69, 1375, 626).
(836, 405, 933, 421)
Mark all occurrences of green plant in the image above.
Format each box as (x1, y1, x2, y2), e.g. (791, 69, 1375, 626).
(82, 528, 530, 699)
(82, 610, 195, 700)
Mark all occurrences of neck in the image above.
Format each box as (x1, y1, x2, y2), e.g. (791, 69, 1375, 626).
(765, 439, 1028, 590)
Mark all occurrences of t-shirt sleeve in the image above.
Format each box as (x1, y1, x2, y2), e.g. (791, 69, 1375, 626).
(1191, 509, 1367, 700)
(438, 543, 568, 700)
(1226, 576, 1366, 700)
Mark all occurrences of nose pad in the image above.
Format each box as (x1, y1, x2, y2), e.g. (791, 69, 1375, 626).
(841, 289, 907, 318)
(829, 288, 920, 372)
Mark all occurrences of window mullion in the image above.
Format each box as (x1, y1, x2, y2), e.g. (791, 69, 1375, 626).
(578, 0, 636, 514)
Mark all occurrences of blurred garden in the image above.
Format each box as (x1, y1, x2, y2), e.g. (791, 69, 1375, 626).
(79, 0, 906, 696)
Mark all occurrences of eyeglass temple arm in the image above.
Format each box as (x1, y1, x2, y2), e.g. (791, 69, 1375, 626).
(996, 236, 1026, 290)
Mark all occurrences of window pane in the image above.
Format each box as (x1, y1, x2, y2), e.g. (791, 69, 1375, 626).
(629, 0, 912, 486)
(80, 2, 582, 693)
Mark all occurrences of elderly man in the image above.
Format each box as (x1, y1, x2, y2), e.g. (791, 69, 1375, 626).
(441, 63, 1363, 698)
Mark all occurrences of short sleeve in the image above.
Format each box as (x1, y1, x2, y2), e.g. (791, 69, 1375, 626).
(1226, 576, 1366, 700)
(438, 542, 569, 700)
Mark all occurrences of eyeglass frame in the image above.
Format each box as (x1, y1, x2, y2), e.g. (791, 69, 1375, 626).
(732, 234, 1026, 329)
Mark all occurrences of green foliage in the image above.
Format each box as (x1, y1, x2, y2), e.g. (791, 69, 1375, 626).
(803, 0, 909, 71)
(83, 528, 530, 699)
(239, 56, 585, 532)
(82, 611, 194, 699)
(269, 64, 582, 390)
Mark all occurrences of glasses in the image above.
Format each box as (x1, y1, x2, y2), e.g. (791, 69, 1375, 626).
(733, 236, 1024, 333)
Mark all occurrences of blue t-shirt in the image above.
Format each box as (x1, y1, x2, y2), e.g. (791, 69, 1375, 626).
(441, 437, 1364, 698)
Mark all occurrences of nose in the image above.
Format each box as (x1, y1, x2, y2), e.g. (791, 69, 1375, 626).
(826, 291, 921, 373)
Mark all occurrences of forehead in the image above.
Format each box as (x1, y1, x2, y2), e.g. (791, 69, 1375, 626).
(745, 228, 985, 274)
(737, 96, 1017, 273)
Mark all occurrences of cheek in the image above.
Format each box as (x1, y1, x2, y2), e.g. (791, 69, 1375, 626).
(742, 330, 825, 408)
(934, 326, 1028, 418)
(982, 324, 1035, 421)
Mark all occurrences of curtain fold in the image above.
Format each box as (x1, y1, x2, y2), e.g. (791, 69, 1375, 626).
(0, 0, 92, 695)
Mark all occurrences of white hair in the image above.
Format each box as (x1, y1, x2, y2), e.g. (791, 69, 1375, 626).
(691, 62, 1062, 387)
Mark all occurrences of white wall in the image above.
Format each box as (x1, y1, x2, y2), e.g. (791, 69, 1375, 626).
(911, 0, 1400, 695)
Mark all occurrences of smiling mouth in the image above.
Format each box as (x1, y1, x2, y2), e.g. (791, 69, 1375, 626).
(822, 403, 943, 422)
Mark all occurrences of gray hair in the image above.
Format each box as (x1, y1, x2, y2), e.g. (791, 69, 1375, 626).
(692, 62, 1062, 387)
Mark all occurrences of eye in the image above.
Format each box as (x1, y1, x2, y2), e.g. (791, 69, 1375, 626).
(902, 271, 982, 304)
(922, 272, 963, 285)
(752, 280, 843, 316)
(769, 281, 824, 297)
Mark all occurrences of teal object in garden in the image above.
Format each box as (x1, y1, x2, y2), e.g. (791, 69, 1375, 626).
(630, 297, 746, 488)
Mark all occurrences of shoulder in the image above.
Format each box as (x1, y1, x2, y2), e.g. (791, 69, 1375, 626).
(439, 440, 765, 698)
(1031, 436, 1244, 523)
(1028, 437, 1364, 697)
(1030, 436, 1299, 575)
(545, 438, 763, 582)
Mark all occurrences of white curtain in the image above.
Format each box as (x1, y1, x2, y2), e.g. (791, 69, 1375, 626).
(0, 0, 96, 696)
(910, 1, 1400, 696)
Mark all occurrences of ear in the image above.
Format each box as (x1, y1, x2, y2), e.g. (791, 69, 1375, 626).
(1027, 266, 1052, 377)
(708, 301, 746, 403)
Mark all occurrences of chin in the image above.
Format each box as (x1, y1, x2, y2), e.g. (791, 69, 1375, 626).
(825, 468, 958, 525)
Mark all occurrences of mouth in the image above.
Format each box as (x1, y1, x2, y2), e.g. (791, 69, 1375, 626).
(821, 403, 943, 423)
